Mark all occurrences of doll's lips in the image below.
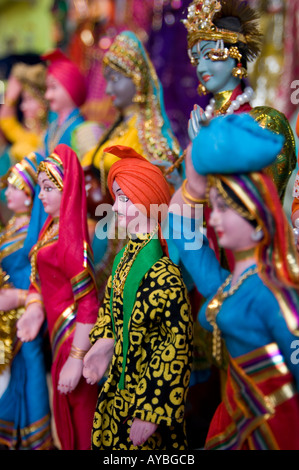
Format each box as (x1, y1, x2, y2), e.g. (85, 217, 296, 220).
(216, 230, 224, 238)
(202, 74, 212, 82)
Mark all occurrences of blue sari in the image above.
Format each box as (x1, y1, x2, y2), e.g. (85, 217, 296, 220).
(0, 205, 52, 449)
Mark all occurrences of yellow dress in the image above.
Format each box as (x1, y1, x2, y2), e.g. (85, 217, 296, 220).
(82, 115, 144, 173)
(0, 116, 43, 161)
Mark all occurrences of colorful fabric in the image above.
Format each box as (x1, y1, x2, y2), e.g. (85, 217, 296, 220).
(0, 116, 44, 162)
(42, 49, 87, 107)
(90, 236, 193, 450)
(50, 304, 77, 363)
(205, 343, 299, 450)
(110, 236, 163, 389)
(0, 206, 52, 449)
(38, 151, 64, 190)
(6, 152, 38, 197)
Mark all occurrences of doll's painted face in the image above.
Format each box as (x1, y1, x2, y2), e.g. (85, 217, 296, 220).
(112, 181, 151, 234)
(38, 172, 62, 218)
(45, 74, 75, 114)
(20, 89, 45, 123)
(104, 66, 136, 111)
(5, 184, 31, 213)
(209, 187, 257, 251)
(190, 40, 240, 94)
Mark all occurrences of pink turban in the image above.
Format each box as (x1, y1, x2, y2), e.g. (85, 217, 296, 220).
(42, 49, 87, 107)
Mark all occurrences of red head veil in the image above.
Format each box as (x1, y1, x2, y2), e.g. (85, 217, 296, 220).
(42, 49, 87, 107)
(106, 145, 171, 255)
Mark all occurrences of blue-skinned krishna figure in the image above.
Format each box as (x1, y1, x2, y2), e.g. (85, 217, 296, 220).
(183, 0, 296, 202)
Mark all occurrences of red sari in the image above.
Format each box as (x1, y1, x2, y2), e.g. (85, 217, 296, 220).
(29, 144, 99, 450)
(205, 343, 299, 450)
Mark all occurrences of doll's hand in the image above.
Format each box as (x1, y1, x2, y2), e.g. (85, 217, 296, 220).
(83, 338, 115, 385)
(16, 303, 44, 342)
(5, 75, 22, 104)
(0, 288, 20, 310)
(58, 356, 83, 394)
(130, 418, 158, 447)
(188, 104, 208, 141)
(184, 143, 207, 200)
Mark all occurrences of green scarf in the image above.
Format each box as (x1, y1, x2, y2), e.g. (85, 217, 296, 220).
(110, 236, 163, 389)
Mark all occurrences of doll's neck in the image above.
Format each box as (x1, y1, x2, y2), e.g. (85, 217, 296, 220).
(231, 245, 257, 286)
(57, 106, 76, 125)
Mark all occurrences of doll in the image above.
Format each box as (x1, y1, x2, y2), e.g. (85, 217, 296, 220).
(16, 144, 99, 450)
(0, 154, 52, 449)
(83, 145, 193, 450)
(0, 62, 48, 162)
(169, 113, 299, 449)
(184, 0, 296, 202)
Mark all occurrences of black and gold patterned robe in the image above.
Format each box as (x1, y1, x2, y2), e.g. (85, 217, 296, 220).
(90, 237, 193, 450)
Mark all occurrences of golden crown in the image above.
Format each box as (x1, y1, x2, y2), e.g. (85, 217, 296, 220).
(183, 0, 246, 49)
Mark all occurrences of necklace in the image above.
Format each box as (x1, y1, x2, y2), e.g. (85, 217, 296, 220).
(112, 225, 158, 296)
(0, 213, 31, 259)
(204, 86, 254, 120)
(234, 246, 256, 262)
(205, 266, 258, 365)
(47, 112, 80, 154)
(30, 219, 59, 283)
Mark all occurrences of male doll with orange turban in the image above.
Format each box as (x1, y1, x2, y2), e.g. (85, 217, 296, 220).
(83, 145, 193, 450)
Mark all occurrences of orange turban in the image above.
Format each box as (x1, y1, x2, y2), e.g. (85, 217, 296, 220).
(106, 145, 171, 254)
(106, 145, 171, 220)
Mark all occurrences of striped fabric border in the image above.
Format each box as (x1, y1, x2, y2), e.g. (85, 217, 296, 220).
(50, 304, 77, 362)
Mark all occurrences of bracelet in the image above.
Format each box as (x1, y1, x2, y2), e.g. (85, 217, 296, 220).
(25, 298, 44, 309)
(181, 188, 196, 208)
(181, 179, 207, 204)
(18, 289, 28, 307)
(5, 97, 17, 107)
(69, 344, 88, 360)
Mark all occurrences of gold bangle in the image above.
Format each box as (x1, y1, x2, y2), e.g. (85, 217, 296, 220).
(25, 298, 44, 309)
(181, 188, 196, 208)
(18, 289, 28, 307)
(181, 179, 207, 204)
(69, 345, 88, 360)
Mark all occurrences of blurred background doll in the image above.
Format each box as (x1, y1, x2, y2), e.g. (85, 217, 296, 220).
(0, 154, 52, 450)
(16, 144, 99, 450)
(0, 62, 49, 164)
(41, 49, 103, 160)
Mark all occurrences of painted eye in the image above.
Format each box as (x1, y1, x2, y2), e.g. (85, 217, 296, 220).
(118, 195, 129, 203)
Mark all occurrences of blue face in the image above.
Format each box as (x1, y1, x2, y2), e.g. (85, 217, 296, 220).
(191, 40, 240, 94)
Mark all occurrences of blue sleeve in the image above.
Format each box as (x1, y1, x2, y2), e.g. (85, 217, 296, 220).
(168, 212, 228, 299)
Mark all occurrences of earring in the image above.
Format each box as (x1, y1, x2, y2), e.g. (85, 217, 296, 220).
(24, 199, 31, 207)
(251, 227, 263, 241)
(232, 63, 248, 79)
(197, 83, 207, 96)
(229, 46, 248, 79)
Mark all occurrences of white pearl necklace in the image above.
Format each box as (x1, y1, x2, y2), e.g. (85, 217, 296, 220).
(204, 86, 254, 119)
